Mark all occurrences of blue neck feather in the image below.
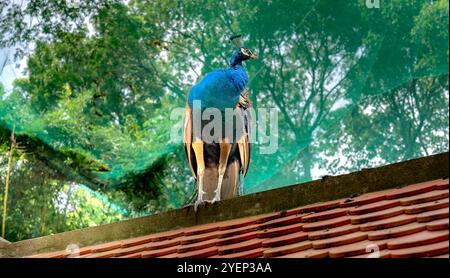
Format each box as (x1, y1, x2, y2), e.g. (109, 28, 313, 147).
(229, 50, 242, 67)
(227, 64, 248, 93)
(188, 49, 249, 110)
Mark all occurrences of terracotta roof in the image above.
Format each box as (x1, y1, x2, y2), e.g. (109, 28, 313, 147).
(25, 178, 449, 258)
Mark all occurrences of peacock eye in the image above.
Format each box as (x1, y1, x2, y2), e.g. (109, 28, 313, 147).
(241, 48, 250, 56)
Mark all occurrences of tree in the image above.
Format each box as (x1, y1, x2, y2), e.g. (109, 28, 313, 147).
(13, 3, 165, 125)
(318, 0, 449, 175)
(0, 0, 116, 58)
(320, 75, 449, 175)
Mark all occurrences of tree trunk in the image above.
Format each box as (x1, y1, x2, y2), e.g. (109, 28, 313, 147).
(301, 145, 313, 182)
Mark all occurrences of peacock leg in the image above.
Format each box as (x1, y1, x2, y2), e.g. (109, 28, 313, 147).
(212, 139, 232, 203)
(192, 138, 206, 211)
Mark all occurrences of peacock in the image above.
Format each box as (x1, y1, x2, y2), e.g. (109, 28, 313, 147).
(183, 35, 257, 210)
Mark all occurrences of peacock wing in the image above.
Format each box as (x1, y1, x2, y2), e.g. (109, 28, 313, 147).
(236, 90, 251, 176)
(183, 101, 197, 179)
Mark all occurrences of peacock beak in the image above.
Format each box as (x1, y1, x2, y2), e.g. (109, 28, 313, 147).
(250, 53, 258, 59)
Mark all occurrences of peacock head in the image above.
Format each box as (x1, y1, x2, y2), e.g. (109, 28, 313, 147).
(229, 35, 258, 67)
(229, 47, 258, 67)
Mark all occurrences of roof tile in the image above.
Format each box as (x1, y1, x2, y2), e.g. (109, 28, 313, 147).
(348, 249, 391, 258)
(302, 216, 351, 232)
(436, 179, 448, 190)
(217, 215, 261, 230)
(403, 198, 449, 214)
(367, 222, 427, 240)
(25, 250, 67, 258)
(146, 229, 184, 242)
(387, 230, 449, 249)
(426, 218, 449, 231)
(261, 231, 309, 247)
(258, 213, 306, 229)
(85, 250, 118, 258)
(218, 239, 262, 255)
(182, 223, 220, 236)
(177, 238, 217, 253)
(78, 252, 96, 258)
(177, 246, 218, 258)
(118, 252, 142, 258)
(217, 213, 281, 231)
(308, 224, 360, 240)
(217, 224, 259, 238)
(340, 193, 386, 208)
(179, 231, 219, 245)
(276, 248, 329, 258)
(57, 246, 94, 258)
(390, 241, 449, 258)
(351, 207, 404, 224)
(328, 240, 387, 258)
(416, 207, 449, 223)
(263, 241, 313, 258)
(158, 252, 180, 258)
(360, 214, 417, 231)
(348, 200, 401, 215)
(399, 190, 449, 206)
(431, 253, 449, 258)
(254, 212, 284, 224)
(294, 199, 342, 213)
(216, 231, 259, 246)
(141, 246, 178, 258)
(90, 241, 122, 253)
(121, 234, 155, 248)
(113, 243, 154, 257)
(435, 179, 449, 190)
(312, 231, 368, 249)
(73, 246, 93, 257)
(301, 208, 349, 222)
(385, 180, 438, 200)
(257, 222, 304, 238)
(212, 247, 266, 258)
(145, 238, 180, 250)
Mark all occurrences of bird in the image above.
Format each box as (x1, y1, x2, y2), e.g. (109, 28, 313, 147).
(184, 35, 257, 211)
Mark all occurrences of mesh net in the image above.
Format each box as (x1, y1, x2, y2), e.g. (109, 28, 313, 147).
(0, 0, 448, 239)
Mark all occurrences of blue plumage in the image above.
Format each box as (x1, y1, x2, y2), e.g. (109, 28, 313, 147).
(188, 48, 252, 110)
(184, 43, 257, 210)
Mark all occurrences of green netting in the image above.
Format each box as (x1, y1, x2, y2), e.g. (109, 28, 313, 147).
(0, 0, 448, 232)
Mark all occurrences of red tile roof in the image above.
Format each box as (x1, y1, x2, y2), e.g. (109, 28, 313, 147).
(25, 178, 449, 258)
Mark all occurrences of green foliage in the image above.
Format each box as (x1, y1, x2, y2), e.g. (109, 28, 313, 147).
(0, 0, 117, 57)
(412, 0, 449, 75)
(0, 148, 123, 241)
(15, 4, 164, 123)
(320, 75, 449, 175)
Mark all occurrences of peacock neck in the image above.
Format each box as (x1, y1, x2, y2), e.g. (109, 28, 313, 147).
(230, 63, 243, 69)
(227, 64, 248, 93)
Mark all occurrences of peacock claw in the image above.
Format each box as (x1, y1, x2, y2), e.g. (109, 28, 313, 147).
(194, 190, 207, 212)
(211, 190, 221, 203)
(194, 199, 203, 212)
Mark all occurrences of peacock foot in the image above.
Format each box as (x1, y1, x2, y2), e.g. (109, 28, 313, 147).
(194, 199, 203, 212)
(211, 190, 221, 204)
(194, 190, 207, 212)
